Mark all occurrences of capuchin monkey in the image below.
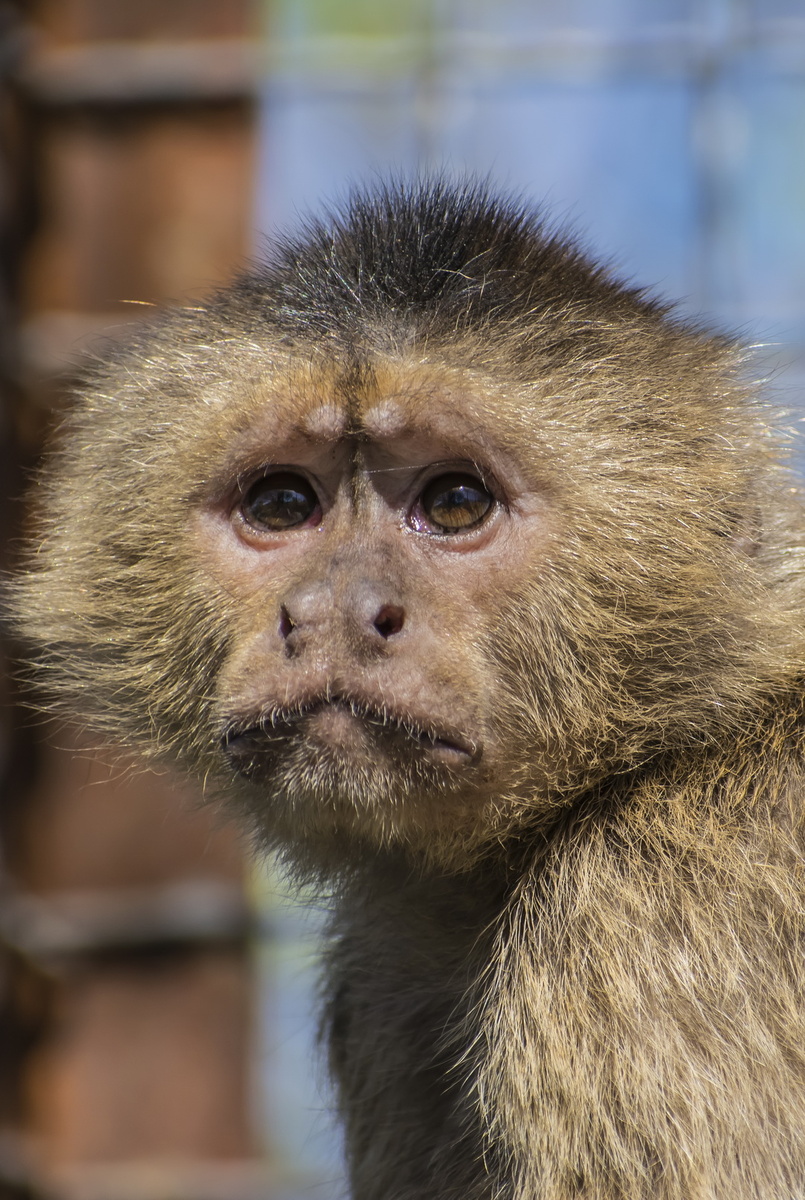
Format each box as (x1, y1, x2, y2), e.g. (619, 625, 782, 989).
(11, 180, 805, 1199)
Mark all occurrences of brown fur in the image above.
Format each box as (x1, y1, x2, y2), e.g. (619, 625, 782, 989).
(9, 180, 805, 1197)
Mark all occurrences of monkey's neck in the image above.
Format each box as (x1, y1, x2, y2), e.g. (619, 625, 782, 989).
(324, 858, 511, 1200)
(327, 751, 805, 1200)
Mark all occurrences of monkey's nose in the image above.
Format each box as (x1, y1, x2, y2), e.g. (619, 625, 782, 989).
(346, 583, 406, 643)
(279, 580, 330, 643)
(371, 604, 405, 639)
(279, 581, 405, 650)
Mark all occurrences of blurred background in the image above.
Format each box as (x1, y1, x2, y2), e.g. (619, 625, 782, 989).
(1, 0, 805, 1198)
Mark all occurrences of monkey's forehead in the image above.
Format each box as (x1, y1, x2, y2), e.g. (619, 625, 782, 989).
(215, 354, 530, 456)
(167, 341, 753, 501)
(165, 351, 559, 500)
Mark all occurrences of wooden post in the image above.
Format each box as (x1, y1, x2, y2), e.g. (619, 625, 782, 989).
(5, 3, 269, 1196)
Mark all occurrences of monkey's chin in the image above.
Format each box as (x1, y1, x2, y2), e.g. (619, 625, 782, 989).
(219, 701, 487, 858)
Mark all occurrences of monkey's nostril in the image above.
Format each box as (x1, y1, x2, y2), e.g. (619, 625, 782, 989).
(279, 605, 295, 639)
(374, 604, 405, 639)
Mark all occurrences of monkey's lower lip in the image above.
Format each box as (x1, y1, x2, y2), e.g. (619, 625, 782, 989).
(222, 701, 480, 774)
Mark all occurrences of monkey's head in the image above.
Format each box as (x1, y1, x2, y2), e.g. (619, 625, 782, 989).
(11, 181, 805, 872)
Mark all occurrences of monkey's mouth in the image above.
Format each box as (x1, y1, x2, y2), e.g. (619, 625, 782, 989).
(221, 699, 481, 780)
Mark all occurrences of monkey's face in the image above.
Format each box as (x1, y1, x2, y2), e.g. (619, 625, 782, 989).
(153, 332, 773, 869)
(15, 338, 779, 874)
(193, 356, 558, 864)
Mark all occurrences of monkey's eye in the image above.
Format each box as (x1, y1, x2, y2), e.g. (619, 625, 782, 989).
(240, 472, 321, 531)
(417, 473, 494, 534)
